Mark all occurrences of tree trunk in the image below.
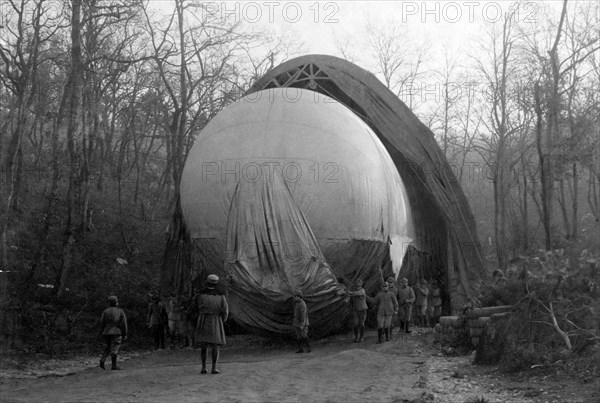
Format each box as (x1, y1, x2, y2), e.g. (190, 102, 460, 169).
(494, 176, 507, 271)
(588, 171, 600, 247)
(522, 157, 529, 251)
(538, 0, 568, 250)
(57, 0, 83, 298)
(1, 98, 26, 270)
(534, 82, 552, 250)
(571, 163, 578, 240)
(557, 178, 571, 239)
(28, 84, 67, 283)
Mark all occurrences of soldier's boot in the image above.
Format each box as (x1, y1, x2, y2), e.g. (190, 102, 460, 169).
(110, 354, 121, 370)
(295, 339, 304, 353)
(211, 347, 220, 374)
(388, 326, 393, 341)
(200, 347, 208, 374)
(384, 328, 390, 341)
(358, 327, 365, 342)
(353, 326, 359, 342)
(377, 329, 383, 344)
(304, 338, 311, 353)
(405, 321, 412, 334)
(99, 351, 108, 370)
(399, 321, 405, 334)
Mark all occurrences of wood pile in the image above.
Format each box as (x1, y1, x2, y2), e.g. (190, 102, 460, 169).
(435, 305, 514, 349)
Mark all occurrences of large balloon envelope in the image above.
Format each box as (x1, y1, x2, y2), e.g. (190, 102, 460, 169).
(180, 88, 413, 336)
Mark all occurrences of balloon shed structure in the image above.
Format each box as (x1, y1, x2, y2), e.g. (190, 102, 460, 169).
(163, 55, 484, 338)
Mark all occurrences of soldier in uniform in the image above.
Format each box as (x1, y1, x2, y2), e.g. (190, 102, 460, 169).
(386, 276, 399, 340)
(195, 274, 228, 374)
(147, 294, 168, 349)
(99, 295, 128, 370)
(345, 279, 369, 343)
(397, 277, 415, 334)
(428, 279, 442, 327)
(414, 278, 430, 327)
(292, 290, 311, 353)
(373, 282, 398, 343)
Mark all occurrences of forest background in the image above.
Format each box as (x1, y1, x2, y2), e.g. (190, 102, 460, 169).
(0, 0, 598, 356)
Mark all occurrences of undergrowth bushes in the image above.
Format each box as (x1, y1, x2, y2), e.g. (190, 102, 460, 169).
(477, 248, 600, 373)
(2, 178, 169, 356)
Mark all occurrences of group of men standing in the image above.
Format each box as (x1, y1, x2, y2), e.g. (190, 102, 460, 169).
(99, 274, 442, 373)
(99, 274, 229, 374)
(343, 275, 442, 344)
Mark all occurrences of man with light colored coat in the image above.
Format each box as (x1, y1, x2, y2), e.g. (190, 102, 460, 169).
(373, 282, 398, 343)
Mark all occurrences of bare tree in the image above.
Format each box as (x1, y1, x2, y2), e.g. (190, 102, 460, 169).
(364, 20, 429, 110)
(522, 0, 599, 248)
(333, 35, 357, 64)
(54, 0, 145, 296)
(142, 1, 241, 204)
(474, 10, 528, 270)
(236, 28, 304, 92)
(0, 0, 63, 271)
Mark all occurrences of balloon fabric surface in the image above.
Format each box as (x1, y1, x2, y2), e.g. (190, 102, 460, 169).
(180, 88, 413, 337)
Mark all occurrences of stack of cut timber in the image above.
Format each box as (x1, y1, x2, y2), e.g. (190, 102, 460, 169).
(438, 316, 464, 345)
(467, 306, 513, 347)
(468, 305, 514, 319)
(436, 306, 514, 348)
(467, 317, 490, 346)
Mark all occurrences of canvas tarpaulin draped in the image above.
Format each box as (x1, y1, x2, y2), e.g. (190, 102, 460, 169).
(178, 87, 414, 336)
(166, 55, 485, 336)
(225, 171, 347, 336)
(249, 55, 485, 311)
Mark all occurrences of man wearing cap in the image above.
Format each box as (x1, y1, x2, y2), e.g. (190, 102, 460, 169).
(345, 279, 368, 343)
(414, 278, 430, 328)
(195, 274, 228, 374)
(147, 294, 168, 349)
(292, 290, 310, 353)
(386, 276, 399, 340)
(99, 295, 128, 370)
(397, 278, 415, 334)
(168, 294, 186, 348)
(373, 282, 398, 343)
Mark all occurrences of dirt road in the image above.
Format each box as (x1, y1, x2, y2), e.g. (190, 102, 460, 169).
(1, 330, 597, 402)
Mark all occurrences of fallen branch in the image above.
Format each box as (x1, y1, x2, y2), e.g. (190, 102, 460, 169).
(527, 293, 572, 351)
(548, 301, 572, 350)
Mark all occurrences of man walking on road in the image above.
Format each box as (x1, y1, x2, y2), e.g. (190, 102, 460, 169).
(99, 295, 128, 370)
(195, 274, 229, 374)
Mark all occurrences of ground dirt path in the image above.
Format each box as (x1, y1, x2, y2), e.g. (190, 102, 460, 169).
(1, 329, 598, 403)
